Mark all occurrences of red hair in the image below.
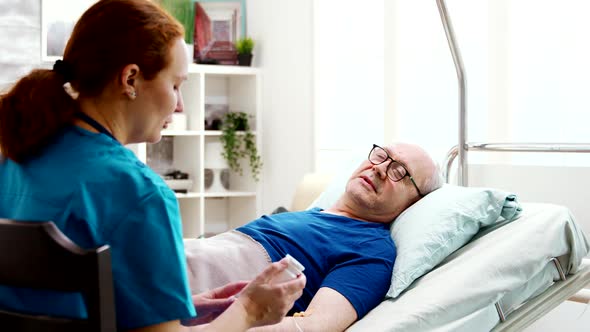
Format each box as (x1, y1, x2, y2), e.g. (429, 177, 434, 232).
(0, 0, 184, 162)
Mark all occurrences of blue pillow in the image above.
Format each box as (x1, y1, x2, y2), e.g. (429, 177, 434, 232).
(387, 184, 522, 298)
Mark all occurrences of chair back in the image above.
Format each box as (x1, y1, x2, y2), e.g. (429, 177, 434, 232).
(0, 219, 116, 332)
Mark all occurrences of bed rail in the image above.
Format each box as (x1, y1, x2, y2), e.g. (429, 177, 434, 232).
(436, 0, 590, 185)
(442, 143, 590, 184)
(495, 258, 569, 323)
(491, 259, 590, 331)
(435, 0, 590, 325)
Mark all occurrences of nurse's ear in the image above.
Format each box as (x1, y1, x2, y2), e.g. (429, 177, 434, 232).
(119, 64, 140, 100)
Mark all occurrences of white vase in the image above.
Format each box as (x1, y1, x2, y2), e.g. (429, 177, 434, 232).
(205, 141, 229, 192)
(185, 42, 194, 63)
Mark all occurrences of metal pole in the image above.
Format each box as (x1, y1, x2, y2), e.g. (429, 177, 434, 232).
(442, 143, 590, 184)
(468, 143, 590, 153)
(436, 0, 468, 186)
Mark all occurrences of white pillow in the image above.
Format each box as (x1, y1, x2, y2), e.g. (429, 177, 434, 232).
(387, 184, 522, 298)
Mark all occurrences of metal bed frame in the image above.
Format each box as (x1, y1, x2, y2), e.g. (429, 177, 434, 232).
(435, 0, 590, 330)
(435, 0, 590, 186)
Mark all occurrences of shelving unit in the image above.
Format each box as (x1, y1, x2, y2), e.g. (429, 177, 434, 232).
(128, 64, 262, 238)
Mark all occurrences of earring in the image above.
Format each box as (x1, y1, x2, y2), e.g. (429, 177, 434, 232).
(128, 90, 137, 99)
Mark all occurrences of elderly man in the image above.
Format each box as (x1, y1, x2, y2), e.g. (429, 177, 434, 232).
(183, 143, 442, 331)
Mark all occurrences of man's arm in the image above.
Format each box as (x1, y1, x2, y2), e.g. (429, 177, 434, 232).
(249, 287, 358, 332)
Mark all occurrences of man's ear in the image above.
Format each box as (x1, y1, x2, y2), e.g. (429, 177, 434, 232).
(120, 64, 140, 98)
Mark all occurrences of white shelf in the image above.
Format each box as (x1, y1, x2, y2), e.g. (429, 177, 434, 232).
(203, 130, 258, 136)
(161, 130, 201, 136)
(188, 63, 260, 75)
(176, 191, 257, 199)
(203, 191, 257, 198)
(175, 192, 201, 199)
(130, 67, 262, 238)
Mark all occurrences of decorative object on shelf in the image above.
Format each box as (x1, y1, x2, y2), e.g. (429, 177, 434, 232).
(220, 111, 262, 181)
(235, 36, 254, 66)
(157, 0, 195, 62)
(193, 0, 246, 65)
(220, 169, 230, 190)
(205, 141, 230, 192)
(162, 169, 192, 193)
(204, 168, 213, 189)
(205, 167, 231, 190)
(204, 96, 229, 130)
(146, 136, 174, 175)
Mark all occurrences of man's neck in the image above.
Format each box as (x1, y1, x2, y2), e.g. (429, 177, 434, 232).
(321, 206, 371, 222)
(323, 199, 396, 224)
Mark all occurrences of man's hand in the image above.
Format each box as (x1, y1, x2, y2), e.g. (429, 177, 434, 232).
(182, 281, 249, 326)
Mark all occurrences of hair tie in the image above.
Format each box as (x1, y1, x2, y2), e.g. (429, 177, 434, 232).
(62, 82, 80, 100)
(52, 59, 74, 81)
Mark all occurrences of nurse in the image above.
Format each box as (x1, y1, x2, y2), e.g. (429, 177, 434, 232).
(0, 0, 305, 331)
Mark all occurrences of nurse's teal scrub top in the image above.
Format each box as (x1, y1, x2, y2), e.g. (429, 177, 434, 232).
(0, 126, 196, 329)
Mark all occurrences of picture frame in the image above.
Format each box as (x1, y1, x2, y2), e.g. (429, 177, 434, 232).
(40, 0, 96, 63)
(193, 0, 247, 64)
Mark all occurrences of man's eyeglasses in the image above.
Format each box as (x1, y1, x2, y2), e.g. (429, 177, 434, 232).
(368, 144, 424, 197)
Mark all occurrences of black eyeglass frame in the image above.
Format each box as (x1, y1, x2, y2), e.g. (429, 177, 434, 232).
(368, 144, 425, 197)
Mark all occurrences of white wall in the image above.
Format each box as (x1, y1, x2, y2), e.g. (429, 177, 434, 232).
(246, 0, 315, 213)
(0, 0, 40, 87)
(313, 0, 385, 172)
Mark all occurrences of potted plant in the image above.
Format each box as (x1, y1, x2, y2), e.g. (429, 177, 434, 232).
(235, 37, 254, 66)
(220, 112, 262, 181)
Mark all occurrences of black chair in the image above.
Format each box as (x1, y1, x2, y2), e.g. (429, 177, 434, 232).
(0, 219, 116, 332)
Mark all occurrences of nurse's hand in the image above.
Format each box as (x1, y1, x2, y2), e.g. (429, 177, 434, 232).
(235, 258, 306, 327)
(182, 281, 248, 326)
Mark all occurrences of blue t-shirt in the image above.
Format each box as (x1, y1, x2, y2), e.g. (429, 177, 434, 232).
(237, 208, 396, 319)
(0, 126, 195, 329)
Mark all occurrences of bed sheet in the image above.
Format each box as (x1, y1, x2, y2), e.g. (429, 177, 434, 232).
(492, 259, 590, 331)
(347, 203, 590, 332)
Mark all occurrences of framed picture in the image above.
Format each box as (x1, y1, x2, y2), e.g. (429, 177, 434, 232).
(194, 0, 246, 64)
(40, 0, 96, 63)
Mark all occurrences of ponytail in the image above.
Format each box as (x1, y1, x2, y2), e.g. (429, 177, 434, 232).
(0, 69, 77, 163)
(0, 0, 183, 163)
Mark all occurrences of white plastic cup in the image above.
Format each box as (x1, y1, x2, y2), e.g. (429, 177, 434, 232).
(273, 254, 305, 284)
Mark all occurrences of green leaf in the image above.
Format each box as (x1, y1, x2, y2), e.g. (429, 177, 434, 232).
(220, 112, 262, 181)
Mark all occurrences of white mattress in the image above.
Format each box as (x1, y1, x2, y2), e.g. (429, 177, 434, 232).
(347, 203, 590, 332)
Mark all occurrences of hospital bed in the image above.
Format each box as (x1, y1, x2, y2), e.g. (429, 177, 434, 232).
(291, 1, 590, 330)
(290, 173, 590, 332)
(431, 2, 590, 328)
